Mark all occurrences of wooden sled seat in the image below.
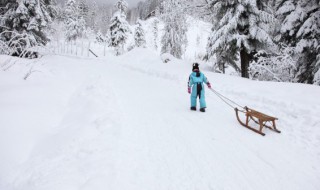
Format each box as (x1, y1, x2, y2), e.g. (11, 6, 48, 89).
(235, 107, 281, 136)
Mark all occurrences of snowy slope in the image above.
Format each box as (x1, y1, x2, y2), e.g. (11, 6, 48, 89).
(0, 49, 320, 190)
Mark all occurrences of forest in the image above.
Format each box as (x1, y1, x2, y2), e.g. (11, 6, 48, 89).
(1, 0, 319, 85)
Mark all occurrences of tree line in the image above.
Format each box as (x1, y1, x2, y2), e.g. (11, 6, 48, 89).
(1, 0, 319, 85)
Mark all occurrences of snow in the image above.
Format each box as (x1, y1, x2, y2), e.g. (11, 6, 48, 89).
(1, 48, 320, 190)
(140, 16, 211, 61)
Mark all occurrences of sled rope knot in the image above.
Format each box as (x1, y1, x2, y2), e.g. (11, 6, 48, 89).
(209, 88, 280, 136)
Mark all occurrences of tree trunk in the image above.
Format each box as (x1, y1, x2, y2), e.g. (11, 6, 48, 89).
(222, 62, 225, 74)
(240, 48, 250, 78)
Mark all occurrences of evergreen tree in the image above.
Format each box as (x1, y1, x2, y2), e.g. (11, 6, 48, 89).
(109, 0, 130, 55)
(153, 18, 159, 50)
(105, 29, 111, 45)
(249, 44, 297, 82)
(0, 0, 57, 57)
(88, 0, 97, 31)
(78, 0, 89, 19)
(206, 0, 275, 78)
(0, 1, 17, 55)
(215, 42, 240, 74)
(161, 0, 188, 59)
(64, 0, 86, 41)
(134, 20, 146, 47)
(275, 0, 320, 85)
(95, 30, 105, 43)
(115, 0, 128, 15)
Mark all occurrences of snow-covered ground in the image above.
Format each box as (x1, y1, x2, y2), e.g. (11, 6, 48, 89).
(1, 48, 320, 190)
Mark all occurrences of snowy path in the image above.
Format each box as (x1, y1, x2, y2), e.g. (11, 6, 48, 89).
(0, 50, 320, 190)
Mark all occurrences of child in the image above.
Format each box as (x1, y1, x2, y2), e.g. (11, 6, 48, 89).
(188, 63, 211, 112)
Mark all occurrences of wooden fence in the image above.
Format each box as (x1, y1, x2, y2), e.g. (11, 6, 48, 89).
(44, 40, 109, 57)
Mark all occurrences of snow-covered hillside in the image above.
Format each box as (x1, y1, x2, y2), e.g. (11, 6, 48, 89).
(0, 49, 320, 190)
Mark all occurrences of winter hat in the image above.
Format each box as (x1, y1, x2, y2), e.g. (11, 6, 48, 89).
(192, 63, 199, 71)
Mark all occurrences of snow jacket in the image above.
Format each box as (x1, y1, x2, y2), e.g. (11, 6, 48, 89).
(188, 71, 209, 108)
(188, 71, 209, 90)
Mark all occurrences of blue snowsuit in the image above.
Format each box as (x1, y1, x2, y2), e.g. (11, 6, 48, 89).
(188, 72, 209, 109)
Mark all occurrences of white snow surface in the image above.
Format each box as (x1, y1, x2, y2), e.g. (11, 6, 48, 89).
(1, 48, 320, 190)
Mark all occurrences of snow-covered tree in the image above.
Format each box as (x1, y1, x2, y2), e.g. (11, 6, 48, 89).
(214, 42, 240, 74)
(275, 0, 320, 85)
(153, 18, 159, 50)
(87, 0, 98, 31)
(109, 0, 131, 55)
(105, 29, 111, 45)
(206, 0, 276, 78)
(84, 26, 95, 39)
(78, 0, 89, 19)
(115, 0, 128, 15)
(0, 0, 57, 57)
(249, 44, 297, 82)
(134, 20, 146, 47)
(95, 30, 105, 43)
(161, 0, 188, 59)
(64, 0, 86, 41)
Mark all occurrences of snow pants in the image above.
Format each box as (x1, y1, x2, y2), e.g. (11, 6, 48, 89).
(191, 83, 206, 108)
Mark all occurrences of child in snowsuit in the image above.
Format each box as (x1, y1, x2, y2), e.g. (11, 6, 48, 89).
(188, 63, 211, 112)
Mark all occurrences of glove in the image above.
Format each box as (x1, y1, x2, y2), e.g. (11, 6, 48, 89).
(188, 87, 191, 94)
(207, 82, 212, 89)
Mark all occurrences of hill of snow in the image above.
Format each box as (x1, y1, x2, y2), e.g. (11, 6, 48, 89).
(0, 48, 320, 190)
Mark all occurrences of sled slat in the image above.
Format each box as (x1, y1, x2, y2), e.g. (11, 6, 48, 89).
(235, 107, 280, 136)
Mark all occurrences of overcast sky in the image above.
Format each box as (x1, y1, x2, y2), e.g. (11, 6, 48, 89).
(57, 0, 143, 7)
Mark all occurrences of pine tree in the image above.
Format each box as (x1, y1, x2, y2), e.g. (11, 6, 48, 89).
(0, 0, 57, 57)
(215, 42, 240, 74)
(88, 0, 98, 31)
(105, 29, 111, 45)
(78, 0, 89, 19)
(96, 30, 105, 43)
(134, 20, 146, 47)
(161, 0, 188, 59)
(206, 0, 275, 78)
(153, 18, 159, 50)
(249, 44, 297, 82)
(275, 0, 320, 85)
(109, 0, 131, 55)
(115, 0, 128, 15)
(64, 0, 86, 41)
(0, 1, 17, 55)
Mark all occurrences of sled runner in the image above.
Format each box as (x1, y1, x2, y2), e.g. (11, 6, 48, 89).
(235, 107, 281, 136)
(209, 88, 280, 136)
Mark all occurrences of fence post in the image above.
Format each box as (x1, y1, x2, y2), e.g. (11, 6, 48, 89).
(71, 42, 73, 54)
(87, 42, 91, 57)
(104, 42, 106, 56)
(81, 40, 84, 56)
(56, 40, 58, 54)
(75, 41, 78, 56)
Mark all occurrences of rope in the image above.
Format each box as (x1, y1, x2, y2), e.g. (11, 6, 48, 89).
(208, 88, 246, 112)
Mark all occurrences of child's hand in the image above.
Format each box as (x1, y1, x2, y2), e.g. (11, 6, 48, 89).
(188, 87, 191, 94)
(207, 82, 212, 89)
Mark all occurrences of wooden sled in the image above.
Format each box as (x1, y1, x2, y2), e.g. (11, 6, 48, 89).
(235, 107, 281, 136)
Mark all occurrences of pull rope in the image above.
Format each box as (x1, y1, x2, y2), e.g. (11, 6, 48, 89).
(208, 88, 246, 112)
